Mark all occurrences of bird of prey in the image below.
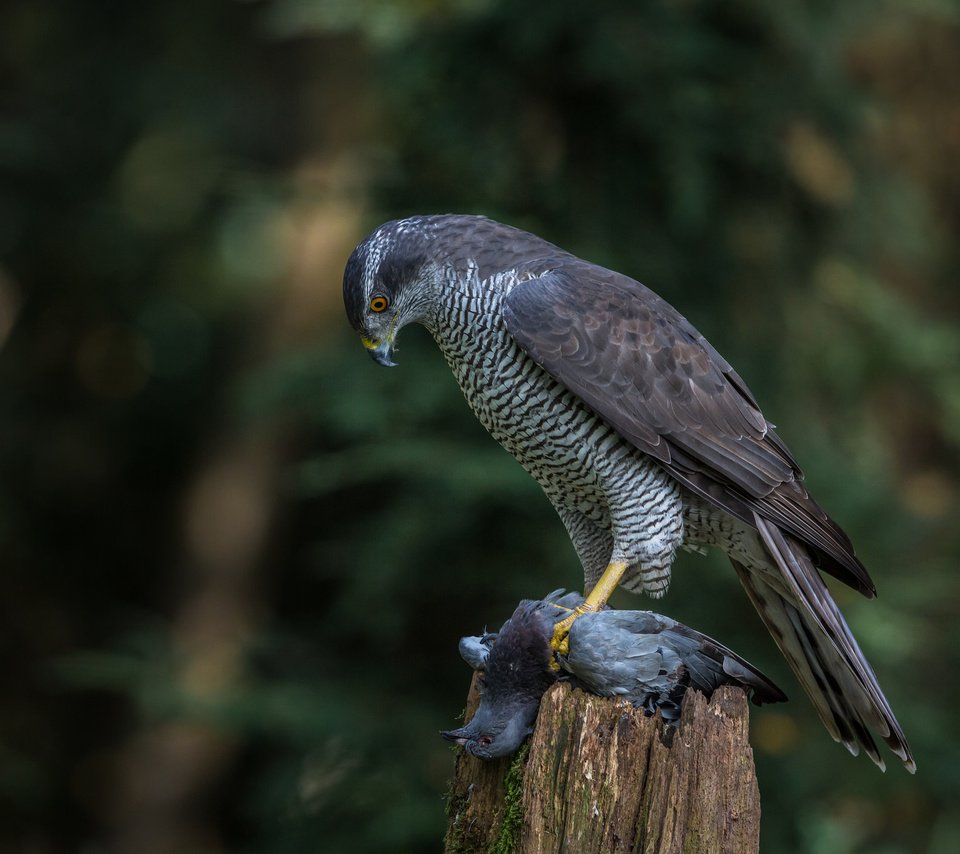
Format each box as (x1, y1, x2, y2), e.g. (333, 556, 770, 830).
(443, 591, 785, 759)
(343, 214, 914, 771)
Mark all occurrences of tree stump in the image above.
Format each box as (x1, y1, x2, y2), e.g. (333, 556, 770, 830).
(444, 676, 761, 854)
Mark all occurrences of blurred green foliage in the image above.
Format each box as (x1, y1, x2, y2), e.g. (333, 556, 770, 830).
(2, 0, 959, 851)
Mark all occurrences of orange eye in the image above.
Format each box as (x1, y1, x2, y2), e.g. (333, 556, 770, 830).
(369, 295, 389, 313)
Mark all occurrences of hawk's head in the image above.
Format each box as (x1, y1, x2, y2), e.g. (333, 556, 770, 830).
(342, 218, 436, 367)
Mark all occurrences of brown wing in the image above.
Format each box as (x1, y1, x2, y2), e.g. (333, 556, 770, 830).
(502, 262, 875, 596)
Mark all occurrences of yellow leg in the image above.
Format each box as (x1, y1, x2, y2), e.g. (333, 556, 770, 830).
(550, 560, 629, 659)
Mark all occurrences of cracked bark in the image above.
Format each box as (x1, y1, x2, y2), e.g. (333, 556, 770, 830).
(445, 677, 761, 854)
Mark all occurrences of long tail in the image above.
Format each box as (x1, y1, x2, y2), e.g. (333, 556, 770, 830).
(731, 514, 915, 772)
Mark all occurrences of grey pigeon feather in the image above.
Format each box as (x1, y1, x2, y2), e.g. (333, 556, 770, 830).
(444, 592, 785, 758)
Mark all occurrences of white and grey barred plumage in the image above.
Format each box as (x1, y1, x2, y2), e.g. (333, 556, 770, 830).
(343, 214, 914, 772)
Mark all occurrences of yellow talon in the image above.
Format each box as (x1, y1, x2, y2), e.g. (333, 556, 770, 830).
(550, 608, 582, 656)
(548, 560, 630, 663)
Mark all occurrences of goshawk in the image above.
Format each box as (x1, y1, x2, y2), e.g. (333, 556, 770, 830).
(342, 214, 913, 772)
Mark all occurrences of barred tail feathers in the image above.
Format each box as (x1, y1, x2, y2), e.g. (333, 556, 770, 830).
(731, 517, 914, 772)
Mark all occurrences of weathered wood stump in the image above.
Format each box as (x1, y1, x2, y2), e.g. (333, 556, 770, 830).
(444, 676, 761, 853)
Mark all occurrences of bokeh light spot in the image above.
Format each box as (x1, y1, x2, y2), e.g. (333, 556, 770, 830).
(137, 300, 208, 379)
(76, 323, 152, 398)
(753, 711, 801, 756)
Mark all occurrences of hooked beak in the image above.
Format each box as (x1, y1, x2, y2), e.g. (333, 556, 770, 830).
(440, 726, 470, 746)
(361, 336, 397, 367)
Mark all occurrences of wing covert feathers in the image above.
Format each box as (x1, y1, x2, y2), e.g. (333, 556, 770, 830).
(503, 266, 875, 595)
(503, 262, 912, 770)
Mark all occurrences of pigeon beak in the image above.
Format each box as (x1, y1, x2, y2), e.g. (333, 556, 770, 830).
(440, 728, 469, 746)
(361, 336, 397, 367)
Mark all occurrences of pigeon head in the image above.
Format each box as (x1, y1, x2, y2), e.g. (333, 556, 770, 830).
(440, 699, 538, 759)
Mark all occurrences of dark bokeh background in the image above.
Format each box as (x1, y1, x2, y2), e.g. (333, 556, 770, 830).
(2, 1, 960, 851)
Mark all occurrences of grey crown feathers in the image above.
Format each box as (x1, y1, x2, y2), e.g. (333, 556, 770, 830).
(442, 591, 785, 760)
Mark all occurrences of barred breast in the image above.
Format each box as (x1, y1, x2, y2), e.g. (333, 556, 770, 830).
(428, 272, 687, 596)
